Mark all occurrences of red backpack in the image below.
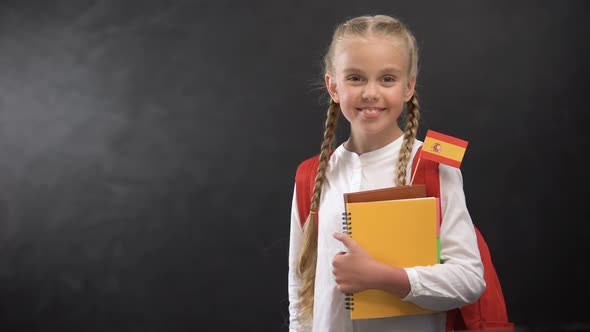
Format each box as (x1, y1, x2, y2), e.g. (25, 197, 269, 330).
(294, 147, 514, 331)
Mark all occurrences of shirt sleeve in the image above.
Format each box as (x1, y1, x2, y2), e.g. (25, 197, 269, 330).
(402, 164, 486, 311)
(288, 184, 310, 331)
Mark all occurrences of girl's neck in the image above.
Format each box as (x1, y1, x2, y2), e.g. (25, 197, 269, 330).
(344, 128, 404, 155)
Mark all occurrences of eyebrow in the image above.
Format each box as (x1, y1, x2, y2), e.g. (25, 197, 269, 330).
(343, 67, 402, 75)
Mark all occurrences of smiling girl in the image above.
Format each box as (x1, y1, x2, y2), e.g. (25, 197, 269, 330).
(288, 15, 486, 332)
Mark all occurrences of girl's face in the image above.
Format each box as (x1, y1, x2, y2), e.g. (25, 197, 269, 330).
(326, 36, 415, 142)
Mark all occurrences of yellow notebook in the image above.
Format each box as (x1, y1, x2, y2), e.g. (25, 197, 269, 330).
(343, 196, 440, 320)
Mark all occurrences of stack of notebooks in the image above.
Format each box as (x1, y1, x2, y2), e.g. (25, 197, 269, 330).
(342, 184, 441, 320)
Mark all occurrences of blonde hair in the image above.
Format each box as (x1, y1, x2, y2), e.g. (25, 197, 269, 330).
(296, 14, 421, 322)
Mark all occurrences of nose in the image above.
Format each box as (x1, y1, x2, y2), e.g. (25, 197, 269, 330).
(361, 82, 379, 101)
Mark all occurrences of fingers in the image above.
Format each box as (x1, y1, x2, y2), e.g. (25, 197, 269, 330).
(332, 238, 358, 294)
(332, 253, 345, 277)
(332, 253, 350, 293)
(332, 252, 345, 272)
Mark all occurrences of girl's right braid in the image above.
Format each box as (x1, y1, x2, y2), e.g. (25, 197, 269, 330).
(395, 91, 421, 186)
(296, 100, 340, 322)
(310, 100, 340, 212)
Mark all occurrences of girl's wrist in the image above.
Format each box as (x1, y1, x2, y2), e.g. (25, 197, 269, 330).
(369, 261, 411, 298)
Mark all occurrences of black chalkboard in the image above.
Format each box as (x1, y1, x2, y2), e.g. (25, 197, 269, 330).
(0, 1, 588, 331)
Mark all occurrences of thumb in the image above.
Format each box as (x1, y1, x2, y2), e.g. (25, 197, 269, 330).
(333, 232, 357, 251)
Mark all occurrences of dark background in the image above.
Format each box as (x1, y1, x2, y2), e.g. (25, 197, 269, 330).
(0, 1, 588, 331)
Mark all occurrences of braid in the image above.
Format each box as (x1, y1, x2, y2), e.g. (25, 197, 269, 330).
(395, 91, 420, 186)
(296, 100, 340, 322)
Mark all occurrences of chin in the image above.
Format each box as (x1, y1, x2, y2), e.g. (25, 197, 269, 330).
(359, 126, 391, 136)
(361, 121, 395, 132)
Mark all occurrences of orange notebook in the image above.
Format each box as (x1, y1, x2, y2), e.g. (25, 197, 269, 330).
(342, 185, 440, 320)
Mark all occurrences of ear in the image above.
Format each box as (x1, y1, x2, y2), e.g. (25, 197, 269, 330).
(403, 75, 417, 102)
(325, 74, 340, 104)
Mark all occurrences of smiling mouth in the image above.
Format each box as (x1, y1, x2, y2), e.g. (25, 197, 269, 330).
(357, 108, 386, 113)
(357, 108, 386, 119)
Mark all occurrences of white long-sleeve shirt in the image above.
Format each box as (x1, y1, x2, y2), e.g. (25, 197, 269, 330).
(288, 135, 486, 332)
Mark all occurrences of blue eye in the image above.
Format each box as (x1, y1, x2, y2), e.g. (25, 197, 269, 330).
(383, 76, 396, 83)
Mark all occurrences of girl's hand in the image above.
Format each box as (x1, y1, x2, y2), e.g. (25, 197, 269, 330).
(331, 232, 379, 294)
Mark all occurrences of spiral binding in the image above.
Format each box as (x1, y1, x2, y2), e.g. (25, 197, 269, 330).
(345, 293, 354, 311)
(341, 211, 352, 236)
(342, 211, 354, 311)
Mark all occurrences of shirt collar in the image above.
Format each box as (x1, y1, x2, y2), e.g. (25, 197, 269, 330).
(334, 135, 405, 164)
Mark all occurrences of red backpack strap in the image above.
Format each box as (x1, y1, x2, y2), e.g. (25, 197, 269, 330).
(411, 146, 440, 197)
(294, 151, 335, 228)
(295, 155, 320, 228)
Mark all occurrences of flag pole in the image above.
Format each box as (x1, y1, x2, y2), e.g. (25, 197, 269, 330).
(410, 154, 421, 185)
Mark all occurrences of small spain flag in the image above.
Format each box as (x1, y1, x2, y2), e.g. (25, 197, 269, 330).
(421, 130, 469, 168)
